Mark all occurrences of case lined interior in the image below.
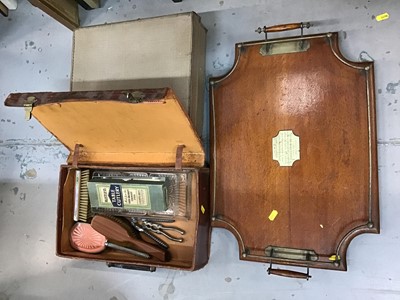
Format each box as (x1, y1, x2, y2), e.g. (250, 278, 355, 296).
(58, 165, 200, 269)
(31, 89, 204, 167)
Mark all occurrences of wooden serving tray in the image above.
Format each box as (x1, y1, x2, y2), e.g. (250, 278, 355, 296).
(210, 30, 379, 277)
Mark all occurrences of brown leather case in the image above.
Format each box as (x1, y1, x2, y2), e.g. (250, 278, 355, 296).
(5, 88, 210, 271)
(210, 31, 379, 278)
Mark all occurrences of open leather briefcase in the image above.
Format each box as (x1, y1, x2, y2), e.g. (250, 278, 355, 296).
(209, 23, 379, 279)
(5, 88, 210, 271)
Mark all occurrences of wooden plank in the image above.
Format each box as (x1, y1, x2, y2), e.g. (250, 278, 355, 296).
(76, 0, 100, 10)
(28, 0, 79, 30)
(2, 0, 17, 10)
(0, 1, 9, 17)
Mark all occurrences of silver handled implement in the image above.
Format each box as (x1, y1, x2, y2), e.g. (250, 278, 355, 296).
(142, 221, 185, 243)
(130, 218, 169, 249)
(104, 241, 150, 259)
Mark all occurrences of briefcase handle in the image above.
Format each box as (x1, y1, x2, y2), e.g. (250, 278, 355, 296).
(106, 262, 156, 272)
(255, 22, 311, 40)
(267, 263, 311, 280)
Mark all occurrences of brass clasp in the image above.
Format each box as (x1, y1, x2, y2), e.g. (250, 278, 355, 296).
(23, 96, 37, 120)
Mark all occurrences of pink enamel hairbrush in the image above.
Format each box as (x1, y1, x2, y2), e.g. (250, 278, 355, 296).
(70, 222, 150, 259)
(91, 215, 167, 261)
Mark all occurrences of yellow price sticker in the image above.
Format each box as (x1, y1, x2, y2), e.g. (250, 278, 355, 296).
(329, 255, 341, 261)
(268, 210, 278, 221)
(201, 205, 206, 214)
(376, 13, 389, 22)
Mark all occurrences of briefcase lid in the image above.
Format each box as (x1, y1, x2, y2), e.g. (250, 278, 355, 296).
(5, 88, 205, 167)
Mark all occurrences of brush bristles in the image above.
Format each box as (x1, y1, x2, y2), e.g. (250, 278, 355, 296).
(78, 169, 90, 222)
(177, 174, 188, 217)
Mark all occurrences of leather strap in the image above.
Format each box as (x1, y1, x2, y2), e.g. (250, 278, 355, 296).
(175, 144, 185, 170)
(72, 144, 82, 168)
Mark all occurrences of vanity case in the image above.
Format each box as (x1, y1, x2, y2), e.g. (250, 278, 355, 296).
(5, 88, 210, 271)
(209, 23, 379, 279)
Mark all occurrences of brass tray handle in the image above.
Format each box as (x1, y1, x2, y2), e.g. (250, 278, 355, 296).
(264, 23, 304, 33)
(267, 263, 311, 280)
(255, 22, 311, 40)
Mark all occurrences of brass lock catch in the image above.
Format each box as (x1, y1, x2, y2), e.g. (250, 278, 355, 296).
(24, 96, 37, 120)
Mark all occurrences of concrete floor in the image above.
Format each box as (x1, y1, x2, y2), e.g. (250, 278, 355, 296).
(0, 0, 399, 299)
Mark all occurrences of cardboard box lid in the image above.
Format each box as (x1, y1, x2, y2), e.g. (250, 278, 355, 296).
(5, 88, 204, 167)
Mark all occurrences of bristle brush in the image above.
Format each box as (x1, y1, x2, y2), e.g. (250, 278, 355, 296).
(77, 169, 90, 222)
(91, 215, 167, 261)
(73, 169, 81, 222)
(178, 173, 188, 217)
